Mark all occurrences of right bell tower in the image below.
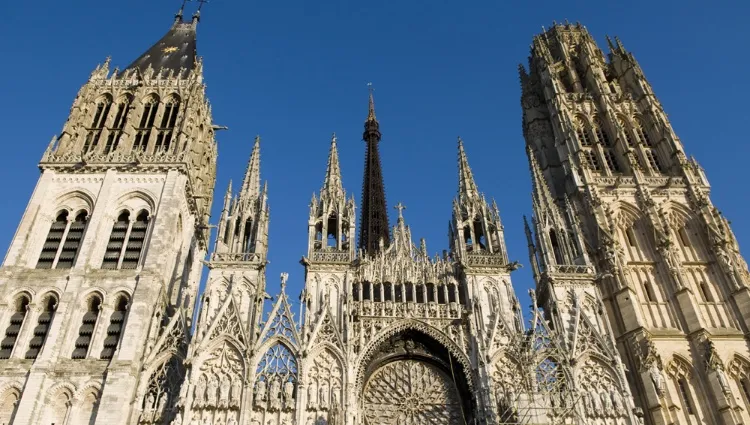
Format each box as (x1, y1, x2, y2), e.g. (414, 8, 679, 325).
(520, 23, 750, 425)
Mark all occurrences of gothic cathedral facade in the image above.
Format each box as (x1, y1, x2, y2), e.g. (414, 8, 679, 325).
(0, 10, 748, 425)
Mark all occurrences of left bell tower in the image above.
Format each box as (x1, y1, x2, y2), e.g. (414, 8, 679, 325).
(0, 7, 217, 425)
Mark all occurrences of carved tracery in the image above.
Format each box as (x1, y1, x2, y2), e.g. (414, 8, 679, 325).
(190, 341, 243, 424)
(140, 355, 185, 425)
(254, 343, 298, 412)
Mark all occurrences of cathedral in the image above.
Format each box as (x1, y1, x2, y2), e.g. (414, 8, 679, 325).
(0, 6, 749, 425)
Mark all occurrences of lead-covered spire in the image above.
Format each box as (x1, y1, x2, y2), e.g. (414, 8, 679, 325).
(359, 86, 390, 255)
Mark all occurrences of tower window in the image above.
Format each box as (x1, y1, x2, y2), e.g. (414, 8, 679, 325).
(740, 378, 750, 407)
(242, 218, 254, 252)
(645, 149, 663, 173)
(133, 98, 159, 152)
(102, 210, 150, 270)
(583, 150, 601, 171)
(72, 296, 101, 359)
(635, 120, 654, 147)
(104, 98, 131, 154)
(550, 230, 564, 264)
(677, 378, 695, 415)
(473, 218, 486, 250)
(327, 214, 338, 248)
(576, 128, 592, 147)
(603, 149, 621, 173)
(0, 295, 30, 359)
(677, 227, 690, 247)
(25, 294, 58, 359)
(625, 228, 637, 247)
(594, 119, 612, 147)
(84, 97, 112, 153)
(698, 282, 714, 302)
(100, 295, 130, 359)
(643, 282, 656, 303)
(37, 210, 89, 270)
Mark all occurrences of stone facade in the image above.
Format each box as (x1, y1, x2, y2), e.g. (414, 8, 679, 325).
(0, 12, 748, 425)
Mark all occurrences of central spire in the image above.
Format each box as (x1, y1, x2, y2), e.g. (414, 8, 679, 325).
(359, 85, 390, 255)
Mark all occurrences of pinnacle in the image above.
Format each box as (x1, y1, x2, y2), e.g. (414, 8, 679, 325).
(240, 135, 261, 199)
(367, 84, 377, 122)
(457, 137, 480, 203)
(321, 132, 344, 200)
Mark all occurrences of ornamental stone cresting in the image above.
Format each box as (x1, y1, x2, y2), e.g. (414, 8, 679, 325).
(0, 7, 749, 425)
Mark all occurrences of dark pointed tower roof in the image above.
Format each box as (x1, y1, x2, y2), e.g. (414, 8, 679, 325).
(125, 9, 199, 76)
(359, 87, 390, 255)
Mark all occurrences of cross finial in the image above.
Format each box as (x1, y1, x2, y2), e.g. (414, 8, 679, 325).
(197, 0, 209, 10)
(394, 202, 406, 219)
(280, 273, 289, 288)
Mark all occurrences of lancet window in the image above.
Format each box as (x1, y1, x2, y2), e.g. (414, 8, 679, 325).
(104, 96, 131, 154)
(133, 96, 159, 152)
(84, 95, 113, 153)
(102, 210, 150, 270)
(327, 214, 338, 248)
(25, 293, 58, 359)
(155, 97, 180, 152)
(100, 294, 130, 359)
(37, 209, 89, 269)
(0, 294, 30, 359)
(72, 294, 102, 359)
(242, 218, 254, 252)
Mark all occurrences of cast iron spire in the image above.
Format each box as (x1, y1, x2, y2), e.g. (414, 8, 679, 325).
(359, 86, 390, 255)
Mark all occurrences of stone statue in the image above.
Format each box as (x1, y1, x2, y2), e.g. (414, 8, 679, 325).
(270, 378, 282, 410)
(330, 387, 340, 407)
(600, 391, 613, 416)
(146, 393, 155, 411)
(194, 376, 207, 407)
(227, 416, 238, 425)
(716, 367, 731, 394)
(306, 417, 315, 425)
(649, 362, 666, 397)
(178, 375, 190, 407)
(284, 380, 295, 409)
(611, 389, 625, 416)
(171, 411, 183, 425)
(202, 417, 212, 425)
(157, 393, 168, 414)
(581, 392, 593, 416)
(319, 382, 329, 409)
(307, 381, 318, 409)
(219, 375, 230, 408)
(255, 380, 267, 408)
(591, 390, 602, 414)
(206, 374, 219, 406)
(230, 377, 242, 407)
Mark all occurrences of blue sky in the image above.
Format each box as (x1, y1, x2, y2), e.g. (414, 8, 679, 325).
(1, 1, 749, 321)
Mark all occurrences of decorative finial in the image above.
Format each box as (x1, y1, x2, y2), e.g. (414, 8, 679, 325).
(280, 272, 289, 288)
(394, 202, 406, 220)
(197, 0, 209, 10)
(367, 82, 376, 121)
(331, 132, 337, 144)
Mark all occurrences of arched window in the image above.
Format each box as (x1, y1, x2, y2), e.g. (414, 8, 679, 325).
(463, 225, 473, 251)
(594, 118, 612, 147)
(104, 96, 131, 154)
(314, 222, 323, 250)
(133, 97, 159, 152)
(326, 214, 338, 248)
(37, 209, 89, 269)
(550, 230, 564, 265)
(698, 282, 714, 303)
(643, 281, 656, 303)
(625, 227, 637, 247)
(101, 294, 130, 359)
(155, 97, 180, 152)
(0, 294, 30, 359)
(72, 295, 102, 359)
(583, 150, 601, 171)
(102, 210, 150, 270)
(25, 293, 58, 359)
(84, 96, 113, 153)
(473, 218, 486, 251)
(634, 118, 653, 147)
(677, 378, 695, 415)
(0, 387, 20, 425)
(603, 149, 621, 173)
(575, 118, 592, 147)
(242, 218, 254, 252)
(618, 117, 636, 147)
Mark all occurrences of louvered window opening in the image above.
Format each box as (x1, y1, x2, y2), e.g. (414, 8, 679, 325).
(102, 210, 150, 270)
(37, 210, 88, 270)
(72, 297, 101, 359)
(104, 100, 131, 154)
(101, 297, 129, 359)
(154, 100, 179, 152)
(25, 296, 57, 359)
(83, 98, 113, 153)
(133, 101, 159, 152)
(0, 296, 30, 359)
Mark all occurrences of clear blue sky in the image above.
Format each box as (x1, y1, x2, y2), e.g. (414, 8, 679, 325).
(1, 1, 749, 320)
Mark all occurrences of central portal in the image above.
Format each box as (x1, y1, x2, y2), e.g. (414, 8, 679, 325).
(363, 359, 463, 425)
